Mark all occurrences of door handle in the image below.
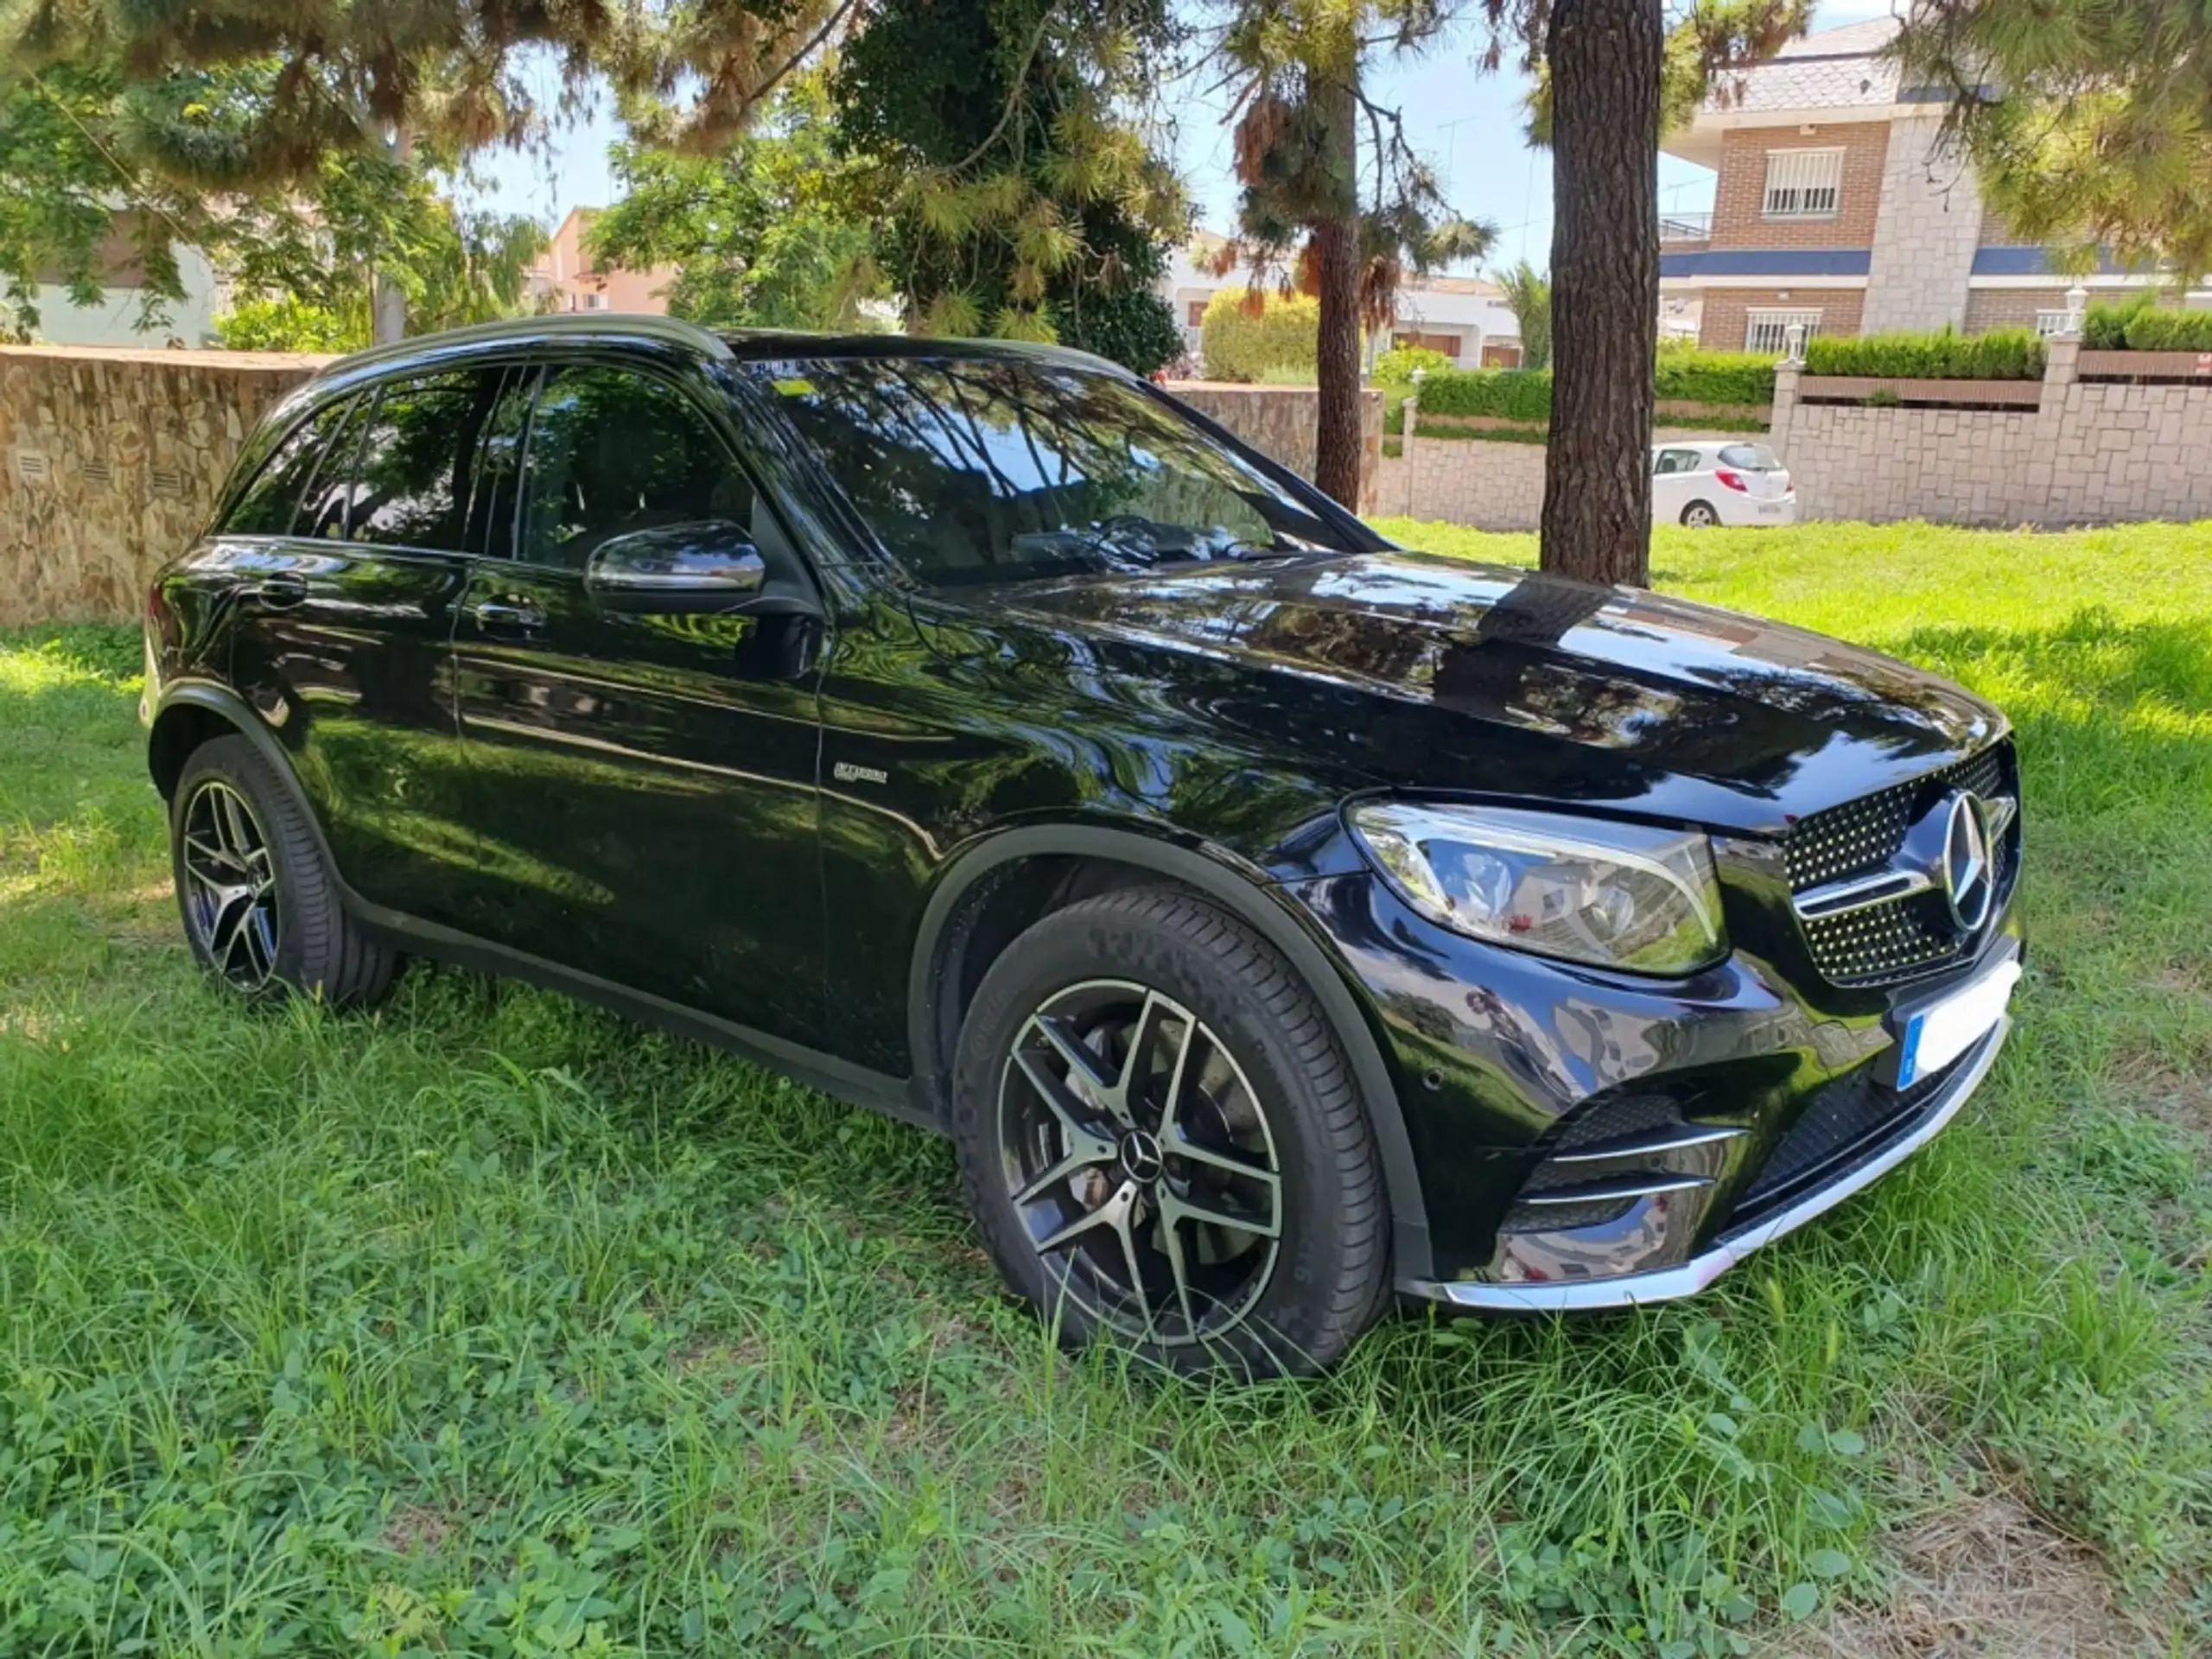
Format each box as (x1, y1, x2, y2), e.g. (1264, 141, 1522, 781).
(248, 574, 308, 609)
(468, 598, 546, 636)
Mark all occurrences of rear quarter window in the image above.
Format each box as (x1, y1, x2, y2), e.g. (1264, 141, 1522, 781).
(217, 396, 359, 537)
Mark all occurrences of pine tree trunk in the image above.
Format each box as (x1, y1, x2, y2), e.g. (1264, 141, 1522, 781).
(1541, 0, 1662, 586)
(1311, 73, 1363, 511)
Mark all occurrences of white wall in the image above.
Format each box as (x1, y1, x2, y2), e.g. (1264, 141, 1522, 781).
(27, 246, 225, 348)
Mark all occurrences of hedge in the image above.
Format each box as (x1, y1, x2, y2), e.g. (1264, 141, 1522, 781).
(1653, 352, 1776, 406)
(1198, 289, 1319, 382)
(2120, 308, 2212, 351)
(2082, 297, 2152, 351)
(1802, 326, 2046, 380)
(1403, 351, 1775, 422)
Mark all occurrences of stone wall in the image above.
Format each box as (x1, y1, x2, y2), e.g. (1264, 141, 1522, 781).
(1861, 112, 1983, 335)
(1373, 426, 1754, 531)
(1770, 339, 2212, 525)
(1, 345, 324, 626)
(1164, 381, 1383, 516)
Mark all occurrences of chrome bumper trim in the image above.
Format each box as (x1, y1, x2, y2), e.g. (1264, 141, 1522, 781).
(1408, 1014, 2011, 1314)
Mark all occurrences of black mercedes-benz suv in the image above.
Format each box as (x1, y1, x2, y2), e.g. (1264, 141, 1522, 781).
(143, 316, 2023, 1376)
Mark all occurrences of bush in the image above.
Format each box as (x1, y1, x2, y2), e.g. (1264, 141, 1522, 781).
(2082, 294, 2154, 350)
(1372, 345, 1453, 385)
(1198, 289, 1319, 382)
(1654, 351, 1776, 406)
(1803, 325, 2046, 380)
(1413, 367, 1554, 423)
(1055, 287, 1182, 377)
(213, 296, 366, 353)
(2122, 308, 2212, 351)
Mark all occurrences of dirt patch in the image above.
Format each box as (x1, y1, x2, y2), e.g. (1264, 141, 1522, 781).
(1808, 1491, 2159, 1658)
(2109, 1043, 2212, 1141)
(381, 1504, 454, 1555)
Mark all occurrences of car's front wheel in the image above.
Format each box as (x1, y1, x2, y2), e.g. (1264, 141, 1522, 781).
(950, 887, 1389, 1378)
(170, 735, 399, 1007)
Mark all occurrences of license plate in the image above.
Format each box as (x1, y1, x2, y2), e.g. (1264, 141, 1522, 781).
(1897, 959, 2020, 1088)
(1757, 502, 1784, 515)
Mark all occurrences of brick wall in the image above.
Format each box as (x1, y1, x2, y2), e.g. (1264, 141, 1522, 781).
(1, 345, 325, 626)
(1711, 123, 1891, 249)
(1963, 290, 2058, 333)
(1769, 342, 2212, 525)
(1163, 381, 1383, 515)
(1700, 289, 1866, 353)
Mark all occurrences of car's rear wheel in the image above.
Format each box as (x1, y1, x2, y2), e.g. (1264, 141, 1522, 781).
(171, 735, 399, 1007)
(1681, 499, 1719, 529)
(949, 887, 1389, 1378)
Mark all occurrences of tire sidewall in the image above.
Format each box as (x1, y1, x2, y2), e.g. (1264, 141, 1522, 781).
(950, 893, 1378, 1376)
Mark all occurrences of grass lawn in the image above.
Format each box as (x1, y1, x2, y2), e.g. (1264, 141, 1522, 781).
(3, 521, 2209, 1656)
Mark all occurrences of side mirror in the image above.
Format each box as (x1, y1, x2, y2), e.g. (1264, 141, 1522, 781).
(584, 520, 766, 614)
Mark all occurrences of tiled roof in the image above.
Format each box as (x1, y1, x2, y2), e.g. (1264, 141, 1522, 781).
(1705, 16, 1904, 114)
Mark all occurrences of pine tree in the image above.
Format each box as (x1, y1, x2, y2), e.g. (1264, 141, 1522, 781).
(1900, 0, 2212, 279)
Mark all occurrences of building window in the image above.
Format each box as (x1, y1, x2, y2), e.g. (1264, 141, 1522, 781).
(1186, 299, 1209, 327)
(585, 292, 609, 311)
(1744, 308, 1822, 354)
(1762, 149, 1843, 219)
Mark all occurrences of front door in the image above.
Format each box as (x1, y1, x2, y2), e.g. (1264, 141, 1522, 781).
(449, 359, 827, 1046)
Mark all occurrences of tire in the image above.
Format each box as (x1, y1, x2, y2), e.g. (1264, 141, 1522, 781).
(170, 734, 399, 1007)
(949, 886, 1389, 1379)
(1681, 499, 1719, 529)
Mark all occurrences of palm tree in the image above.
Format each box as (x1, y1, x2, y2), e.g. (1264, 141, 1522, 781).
(1497, 261, 1552, 370)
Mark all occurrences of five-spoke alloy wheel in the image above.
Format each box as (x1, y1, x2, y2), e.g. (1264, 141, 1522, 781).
(178, 779, 283, 990)
(168, 735, 399, 1007)
(951, 887, 1389, 1378)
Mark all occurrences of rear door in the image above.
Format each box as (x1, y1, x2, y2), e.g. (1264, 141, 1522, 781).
(222, 365, 513, 924)
(448, 357, 828, 1046)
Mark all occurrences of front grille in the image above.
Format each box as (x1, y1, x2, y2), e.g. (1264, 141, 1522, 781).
(1787, 741, 2018, 987)
(1734, 1053, 1955, 1217)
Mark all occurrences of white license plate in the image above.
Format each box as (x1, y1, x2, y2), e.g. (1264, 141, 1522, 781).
(1897, 959, 2020, 1088)
(1757, 502, 1785, 515)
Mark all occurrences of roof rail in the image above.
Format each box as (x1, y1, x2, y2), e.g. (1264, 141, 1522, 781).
(323, 313, 734, 376)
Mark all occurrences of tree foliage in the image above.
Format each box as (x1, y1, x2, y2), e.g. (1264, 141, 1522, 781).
(590, 73, 881, 331)
(1496, 259, 1551, 369)
(1899, 0, 2212, 280)
(827, 0, 1186, 371)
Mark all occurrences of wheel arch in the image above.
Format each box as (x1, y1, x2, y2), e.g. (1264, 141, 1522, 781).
(907, 824, 1433, 1280)
(147, 687, 341, 879)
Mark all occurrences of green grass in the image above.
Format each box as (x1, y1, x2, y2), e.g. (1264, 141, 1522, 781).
(4, 524, 2211, 1655)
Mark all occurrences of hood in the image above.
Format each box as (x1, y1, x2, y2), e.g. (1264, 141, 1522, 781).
(999, 551, 2005, 836)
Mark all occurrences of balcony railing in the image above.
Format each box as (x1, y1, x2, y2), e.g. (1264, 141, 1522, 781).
(1660, 212, 1713, 244)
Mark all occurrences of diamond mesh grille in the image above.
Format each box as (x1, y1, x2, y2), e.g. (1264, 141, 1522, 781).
(1787, 741, 2018, 987)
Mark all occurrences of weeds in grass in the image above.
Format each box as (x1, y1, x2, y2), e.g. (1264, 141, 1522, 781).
(1, 524, 2208, 1654)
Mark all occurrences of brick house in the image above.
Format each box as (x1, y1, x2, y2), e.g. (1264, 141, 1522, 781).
(1661, 17, 2205, 353)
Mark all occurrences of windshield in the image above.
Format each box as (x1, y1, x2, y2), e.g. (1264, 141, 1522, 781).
(1718, 443, 1783, 472)
(753, 357, 1363, 586)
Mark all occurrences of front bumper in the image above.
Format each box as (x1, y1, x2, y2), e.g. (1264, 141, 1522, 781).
(1402, 1013, 2009, 1311)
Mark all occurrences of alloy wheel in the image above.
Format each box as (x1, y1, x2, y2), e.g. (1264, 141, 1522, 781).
(1683, 503, 1719, 529)
(179, 779, 283, 990)
(997, 979, 1282, 1347)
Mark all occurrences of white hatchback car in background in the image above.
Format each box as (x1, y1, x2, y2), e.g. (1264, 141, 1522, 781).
(1652, 441, 1797, 528)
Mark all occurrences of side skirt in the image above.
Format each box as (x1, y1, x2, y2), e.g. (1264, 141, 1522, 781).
(355, 905, 936, 1133)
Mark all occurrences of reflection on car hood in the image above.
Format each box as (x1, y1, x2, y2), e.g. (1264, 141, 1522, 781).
(1001, 550, 2007, 835)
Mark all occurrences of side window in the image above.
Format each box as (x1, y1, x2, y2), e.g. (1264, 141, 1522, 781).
(218, 397, 358, 536)
(517, 366, 749, 570)
(1655, 448, 1700, 476)
(461, 367, 539, 558)
(346, 370, 509, 551)
(296, 397, 373, 541)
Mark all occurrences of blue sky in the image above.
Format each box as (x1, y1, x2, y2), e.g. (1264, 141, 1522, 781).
(467, 3, 1895, 276)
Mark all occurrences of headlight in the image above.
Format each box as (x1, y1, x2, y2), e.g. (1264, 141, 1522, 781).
(1348, 802, 1727, 975)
